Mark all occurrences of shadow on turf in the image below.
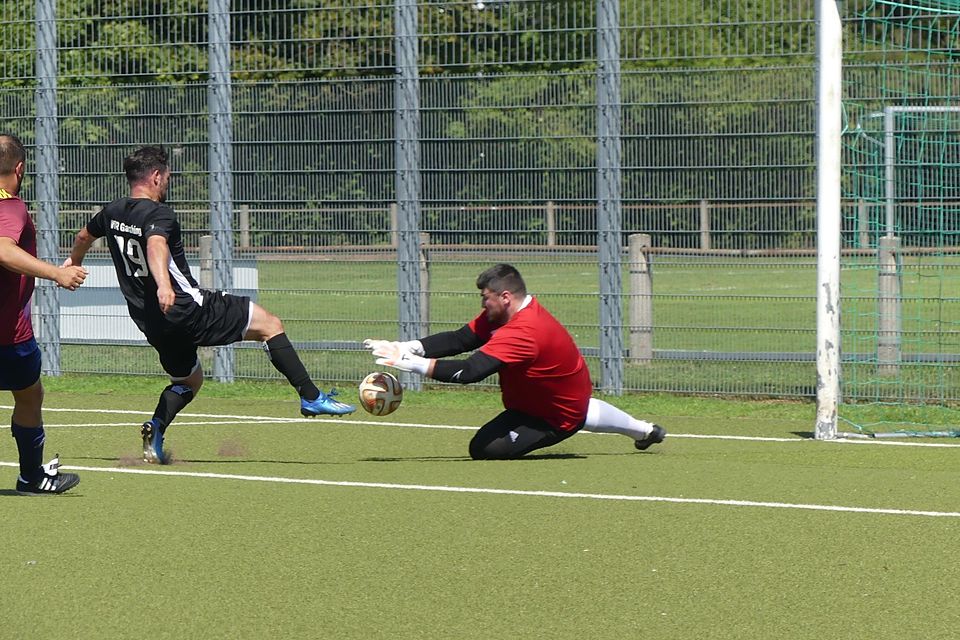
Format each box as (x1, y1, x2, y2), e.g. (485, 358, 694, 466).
(0, 489, 82, 497)
(791, 431, 816, 439)
(71, 455, 350, 466)
(362, 452, 588, 462)
(72, 451, 608, 466)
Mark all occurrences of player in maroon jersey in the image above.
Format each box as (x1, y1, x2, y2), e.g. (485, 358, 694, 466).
(365, 264, 665, 459)
(0, 133, 87, 493)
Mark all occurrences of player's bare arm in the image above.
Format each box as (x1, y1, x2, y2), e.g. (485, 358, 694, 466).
(146, 234, 175, 314)
(0, 236, 87, 290)
(66, 226, 98, 267)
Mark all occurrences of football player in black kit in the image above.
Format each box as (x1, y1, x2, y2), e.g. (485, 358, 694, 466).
(67, 146, 354, 464)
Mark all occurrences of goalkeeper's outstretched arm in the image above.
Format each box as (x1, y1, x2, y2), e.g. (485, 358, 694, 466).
(366, 327, 494, 379)
(419, 325, 483, 358)
(430, 351, 503, 384)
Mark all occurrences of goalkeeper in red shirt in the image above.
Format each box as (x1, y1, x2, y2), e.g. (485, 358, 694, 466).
(364, 263, 665, 459)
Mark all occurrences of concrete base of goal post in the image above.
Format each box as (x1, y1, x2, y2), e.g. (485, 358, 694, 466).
(628, 233, 653, 364)
(877, 235, 902, 377)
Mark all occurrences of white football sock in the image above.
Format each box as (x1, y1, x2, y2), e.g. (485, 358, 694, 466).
(583, 398, 655, 440)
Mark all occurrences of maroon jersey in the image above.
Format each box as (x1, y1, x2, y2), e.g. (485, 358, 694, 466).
(0, 189, 36, 345)
(469, 297, 592, 431)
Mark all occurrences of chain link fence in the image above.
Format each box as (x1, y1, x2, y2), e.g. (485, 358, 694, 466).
(0, 1, 896, 397)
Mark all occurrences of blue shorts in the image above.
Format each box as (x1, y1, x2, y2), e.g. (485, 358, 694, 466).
(0, 338, 42, 391)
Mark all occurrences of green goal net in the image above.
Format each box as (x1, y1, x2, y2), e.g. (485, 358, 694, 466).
(840, 0, 960, 437)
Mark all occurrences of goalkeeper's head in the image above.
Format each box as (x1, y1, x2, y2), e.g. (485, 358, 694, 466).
(477, 263, 527, 298)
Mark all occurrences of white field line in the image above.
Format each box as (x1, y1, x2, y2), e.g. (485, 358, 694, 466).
(0, 461, 956, 518)
(0, 405, 477, 431)
(2, 406, 959, 517)
(4, 405, 960, 447)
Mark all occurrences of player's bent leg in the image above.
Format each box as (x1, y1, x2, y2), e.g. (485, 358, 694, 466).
(245, 303, 356, 416)
(244, 302, 283, 342)
(143, 347, 204, 465)
(582, 397, 666, 451)
(469, 410, 575, 460)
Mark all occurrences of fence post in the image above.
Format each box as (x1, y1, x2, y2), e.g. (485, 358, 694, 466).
(395, 0, 423, 391)
(546, 200, 557, 247)
(596, 0, 623, 394)
(419, 232, 430, 336)
(858, 199, 870, 248)
(699, 199, 711, 251)
(877, 235, 901, 377)
(209, 0, 235, 383)
(628, 233, 653, 364)
(35, 0, 61, 375)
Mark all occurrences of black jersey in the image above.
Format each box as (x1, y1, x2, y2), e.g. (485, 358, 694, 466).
(87, 198, 202, 333)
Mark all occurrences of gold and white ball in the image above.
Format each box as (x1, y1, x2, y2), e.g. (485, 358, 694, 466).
(358, 371, 403, 416)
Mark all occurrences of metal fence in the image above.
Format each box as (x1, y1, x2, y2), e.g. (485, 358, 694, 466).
(0, 1, 907, 398)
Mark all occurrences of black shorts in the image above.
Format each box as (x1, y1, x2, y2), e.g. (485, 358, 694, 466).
(469, 409, 582, 460)
(0, 338, 41, 391)
(146, 290, 251, 378)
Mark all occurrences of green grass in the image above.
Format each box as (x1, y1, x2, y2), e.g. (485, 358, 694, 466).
(2, 376, 960, 639)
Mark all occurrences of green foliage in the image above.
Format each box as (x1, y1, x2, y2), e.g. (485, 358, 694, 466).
(621, 0, 815, 67)
(0, 4, 35, 87)
(0, 1, 903, 245)
(1, 0, 825, 86)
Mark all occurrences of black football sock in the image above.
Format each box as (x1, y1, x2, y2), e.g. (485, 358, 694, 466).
(151, 384, 195, 432)
(11, 422, 45, 482)
(264, 333, 320, 401)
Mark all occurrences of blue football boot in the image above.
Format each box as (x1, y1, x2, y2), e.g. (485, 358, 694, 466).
(141, 419, 170, 464)
(301, 388, 356, 417)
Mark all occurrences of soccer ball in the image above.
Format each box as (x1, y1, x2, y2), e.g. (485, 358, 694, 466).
(358, 371, 403, 416)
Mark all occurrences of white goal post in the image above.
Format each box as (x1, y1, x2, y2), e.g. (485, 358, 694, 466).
(814, 0, 843, 440)
(814, 0, 960, 440)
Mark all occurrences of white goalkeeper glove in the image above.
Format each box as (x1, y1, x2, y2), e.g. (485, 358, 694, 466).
(370, 341, 431, 375)
(362, 338, 424, 357)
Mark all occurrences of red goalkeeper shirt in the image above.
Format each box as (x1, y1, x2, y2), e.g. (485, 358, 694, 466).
(0, 189, 36, 345)
(468, 296, 592, 431)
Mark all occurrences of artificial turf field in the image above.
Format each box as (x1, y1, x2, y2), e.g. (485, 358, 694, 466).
(3, 377, 960, 639)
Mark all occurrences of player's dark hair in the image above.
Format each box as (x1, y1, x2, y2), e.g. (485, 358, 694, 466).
(0, 133, 26, 176)
(124, 146, 169, 185)
(476, 263, 526, 296)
